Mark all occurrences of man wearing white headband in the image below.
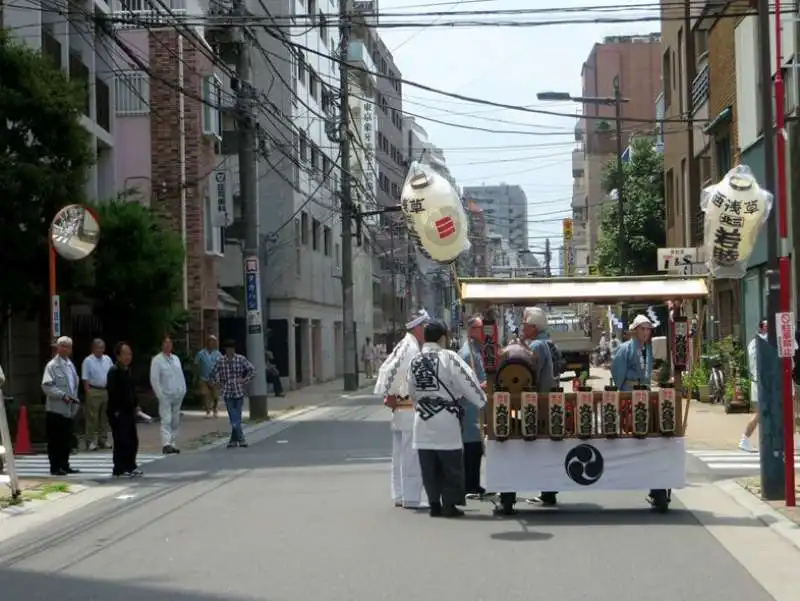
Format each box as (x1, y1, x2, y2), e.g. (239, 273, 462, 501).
(610, 314, 654, 392)
(374, 309, 430, 508)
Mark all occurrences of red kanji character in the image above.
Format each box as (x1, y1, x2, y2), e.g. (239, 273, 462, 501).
(434, 216, 456, 238)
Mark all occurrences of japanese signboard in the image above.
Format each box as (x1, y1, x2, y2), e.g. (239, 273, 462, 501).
(244, 257, 262, 335)
(51, 295, 61, 339)
(776, 312, 795, 359)
(701, 165, 773, 279)
(361, 100, 377, 199)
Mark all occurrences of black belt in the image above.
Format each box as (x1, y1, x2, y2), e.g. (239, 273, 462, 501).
(89, 385, 106, 389)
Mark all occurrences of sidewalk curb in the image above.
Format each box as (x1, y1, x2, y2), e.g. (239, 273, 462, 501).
(715, 479, 800, 551)
(193, 383, 375, 452)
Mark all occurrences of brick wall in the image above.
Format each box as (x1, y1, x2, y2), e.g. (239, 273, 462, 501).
(708, 2, 746, 164)
(661, 6, 690, 248)
(149, 30, 219, 353)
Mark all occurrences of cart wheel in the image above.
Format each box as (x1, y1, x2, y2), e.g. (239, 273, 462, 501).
(495, 492, 516, 516)
(650, 489, 670, 513)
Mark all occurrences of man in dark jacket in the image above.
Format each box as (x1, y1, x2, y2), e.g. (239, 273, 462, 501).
(107, 342, 142, 478)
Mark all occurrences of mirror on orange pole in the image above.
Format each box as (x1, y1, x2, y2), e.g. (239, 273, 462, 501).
(49, 204, 101, 342)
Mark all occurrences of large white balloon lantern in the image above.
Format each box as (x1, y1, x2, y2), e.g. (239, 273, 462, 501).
(400, 161, 470, 264)
(700, 164, 773, 279)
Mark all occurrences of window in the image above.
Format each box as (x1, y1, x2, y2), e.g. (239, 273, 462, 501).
(665, 168, 675, 228)
(301, 211, 309, 245)
(309, 69, 318, 100)
(204, 187, 223, 255)
(312, 218, 320, 251)
(323, 225, 332, 255)
(294, 218, 302, 276)
(335, 242, 341, 266)
(715, 135, 732, 179)
(299, 132, 308, 162)
(323, 154, 331, 177)
(662, 50, 672, 108)
(677, 29, 683, 114)
(115, 70, 149, 115)
(297, 51, 306, 84)
(201, 74, 222, 138)
(310, 144, 319, 171)
(319, 11, 327, 40)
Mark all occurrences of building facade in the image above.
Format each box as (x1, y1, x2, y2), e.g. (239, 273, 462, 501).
(577, 33, 662, 263)
(461, 184, 529, 253)
(115, 24, 226, 353)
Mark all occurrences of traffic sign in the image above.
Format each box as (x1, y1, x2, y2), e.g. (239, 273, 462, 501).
(657, 247, 699, 272)
(776, 312, 795, 358)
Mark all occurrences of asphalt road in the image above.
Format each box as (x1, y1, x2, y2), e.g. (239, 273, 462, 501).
(0, 393, 787, 601)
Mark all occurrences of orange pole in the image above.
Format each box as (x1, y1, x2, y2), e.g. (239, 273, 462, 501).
(49, 237, 57, 344)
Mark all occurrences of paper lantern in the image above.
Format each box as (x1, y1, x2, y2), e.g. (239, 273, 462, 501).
(400, 161, 470, 264)
(700, 165, 773, 279)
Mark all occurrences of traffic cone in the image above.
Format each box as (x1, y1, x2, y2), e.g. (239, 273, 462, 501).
(14, 404, 33, 455)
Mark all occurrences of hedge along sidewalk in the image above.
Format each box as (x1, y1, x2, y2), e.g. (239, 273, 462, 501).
(136, 377, 377, 453)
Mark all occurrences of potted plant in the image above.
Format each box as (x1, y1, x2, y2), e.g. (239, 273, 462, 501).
(692, 362, 711, 402)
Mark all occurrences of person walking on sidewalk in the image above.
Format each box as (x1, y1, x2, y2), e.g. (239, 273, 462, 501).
(81, 338, 113, 451)
(106, 342, 142, 478)
(210, 340, 255, 448)
(361, 337, 376, 379)
(41, 337, 81, 476)
(195, 335, 222, 418)
(150, 336, 187, 455)
(739, 319, 768, 453)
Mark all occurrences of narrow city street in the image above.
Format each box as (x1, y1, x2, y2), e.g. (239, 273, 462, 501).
(1, 392, 797, 601)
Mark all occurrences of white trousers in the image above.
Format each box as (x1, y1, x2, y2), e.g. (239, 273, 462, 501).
(159, 394, 184, 447)
(390, 429, 423, 507)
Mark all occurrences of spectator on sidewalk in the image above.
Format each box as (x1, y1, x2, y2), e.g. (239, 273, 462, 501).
(210, 340, 255, 448)
(361, 337, 376, 379)
(81, 338, 113, 451)
(107, 342, 142, 478)
(265, 350, 285, 397)
(150, 336, 187, 455)
(740, 319, 768, 452)
(42, 336, 81, 476)
(194, 335, 222, 418)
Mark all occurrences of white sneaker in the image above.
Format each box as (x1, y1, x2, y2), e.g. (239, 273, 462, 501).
(738, 436, 754, 452)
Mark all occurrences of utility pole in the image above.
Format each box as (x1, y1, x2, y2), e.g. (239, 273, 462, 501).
(390, 218, 397, 348)
(613, 75, 625, 275)
(338, 1, 357, 391)
(544, 238, 552, 277)
(234, 0, 269, 418)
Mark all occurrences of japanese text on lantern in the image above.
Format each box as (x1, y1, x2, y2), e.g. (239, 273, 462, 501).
(709, 191, 759, 266)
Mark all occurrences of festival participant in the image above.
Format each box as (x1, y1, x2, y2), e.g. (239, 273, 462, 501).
(375, 309, 430, 509)
(459, 315, 487, 496)
(611, 314, 658, 502)
(521, 307, 558, 507)
(409, 319, 487, 518)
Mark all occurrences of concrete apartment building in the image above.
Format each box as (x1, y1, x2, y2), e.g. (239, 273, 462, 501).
(1, 0, 118, 399)
(574, 34, 661, 265)
(351, 19, 407, 343)
(462, 184, 529, 253)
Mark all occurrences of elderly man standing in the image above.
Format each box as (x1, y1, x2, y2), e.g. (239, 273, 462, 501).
(81, 338, 113, 451)
(520, 307, 558, 507)
(375, 309, 430, 509)
(459, 315, 487, 496)
(195, 335, 222, 418)
(150, 336, 187, 454)
(42, 337, 81, 476)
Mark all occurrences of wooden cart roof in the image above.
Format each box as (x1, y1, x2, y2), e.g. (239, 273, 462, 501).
(459, 275, 709, 304)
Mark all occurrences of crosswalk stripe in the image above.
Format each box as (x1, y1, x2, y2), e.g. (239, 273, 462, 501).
(9, 453, 164, 478)
(687, 449, 761, 472)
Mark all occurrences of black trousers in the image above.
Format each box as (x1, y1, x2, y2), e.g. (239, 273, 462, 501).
(110, 413, 139, 475)
(463, 441, 484, 494)
(418, 449, 465, 507)
(267, 372, 284, 395)
(46, 411, 74, 473)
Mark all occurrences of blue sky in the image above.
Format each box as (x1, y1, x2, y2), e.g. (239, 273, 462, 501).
(376, 0, 661, 267)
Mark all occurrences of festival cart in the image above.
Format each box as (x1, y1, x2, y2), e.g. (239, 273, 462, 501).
(459, 274, 708, 514)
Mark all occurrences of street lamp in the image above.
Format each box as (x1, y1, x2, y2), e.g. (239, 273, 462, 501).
(537, 82, 630, 274)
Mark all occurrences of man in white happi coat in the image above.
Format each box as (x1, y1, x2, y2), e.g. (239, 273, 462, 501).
(375, 309, 430, 508)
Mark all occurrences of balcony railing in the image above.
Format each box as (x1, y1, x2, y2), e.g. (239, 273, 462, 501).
(691, 57, 709, 113)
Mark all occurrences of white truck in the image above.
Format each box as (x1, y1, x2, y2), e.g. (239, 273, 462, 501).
(548, 312, 594, 379)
